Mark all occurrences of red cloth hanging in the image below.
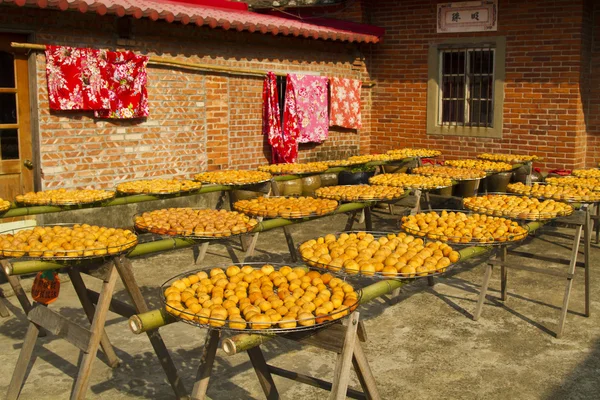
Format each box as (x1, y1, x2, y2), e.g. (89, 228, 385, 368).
(262, 72, 298, 164)
(45, 45, 109, 110)
(95, 51, 149, 119)
(329, 77, 362, 129)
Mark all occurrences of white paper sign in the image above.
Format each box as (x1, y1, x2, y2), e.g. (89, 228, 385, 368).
(437, 1, 498, 33)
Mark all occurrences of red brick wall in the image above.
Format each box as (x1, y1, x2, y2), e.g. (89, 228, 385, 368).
(0, 6, 369, 189)
(366, 0, 591, 170)
(584, 0, 600, 166)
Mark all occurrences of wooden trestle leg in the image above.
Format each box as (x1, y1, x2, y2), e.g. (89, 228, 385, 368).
(1, 260, 34, 315)
(500, 246, 508, 301)
(6, 319, 41, 400)
(67, 269, 120, 368)
(1, 260, 46, 336)
(113, 257, 188, 399)
(583, 207, 591, 317)
(192, 329, 221, 400)
(594, 204, 599, 244)
(345, 211, 358, 231)
(71, 262, 119, 400)
(0, 295, 10, 318)
(330, 312, 360, 400)
(556, 223, 583, 338)
(248, 347, 280, 400)
(473, 259, 495, 321)
(193, 242, 210, 264)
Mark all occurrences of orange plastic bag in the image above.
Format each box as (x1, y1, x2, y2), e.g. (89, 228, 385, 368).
(31, 270, 60, 305)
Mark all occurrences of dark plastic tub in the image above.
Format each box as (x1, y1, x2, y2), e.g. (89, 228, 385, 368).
(452, 178, 481, 197)
(338, 170, 376, 185)
(432, 186, 453, 196)
(479, 172, 512, 193)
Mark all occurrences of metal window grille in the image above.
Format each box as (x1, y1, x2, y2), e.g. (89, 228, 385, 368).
(439, 46, 495, 127)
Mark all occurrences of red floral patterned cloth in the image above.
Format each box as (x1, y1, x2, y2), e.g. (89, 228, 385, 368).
(286, 74, 329, 143)
(45, 45, 109, 110)
(45, 45, 148, 119)
(94, 51, 149, 119)
(329, 77, 362, 129)
(263, 72, 298, 164)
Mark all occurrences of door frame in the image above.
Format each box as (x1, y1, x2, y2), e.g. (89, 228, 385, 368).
(0, 28, 40, 192)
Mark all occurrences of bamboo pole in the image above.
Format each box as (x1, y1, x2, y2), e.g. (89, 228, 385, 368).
(255, 202, 372, 232)
(11, 42, 375, 87)
(129, 308, 177, 334)
(4, 202, 371, 276)
(1, 185, 232, 219)
(125, 240, 505, 337)
(219, 245, 497, 355)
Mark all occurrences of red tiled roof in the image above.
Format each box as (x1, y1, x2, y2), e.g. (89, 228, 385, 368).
(0, 0, 382, 43)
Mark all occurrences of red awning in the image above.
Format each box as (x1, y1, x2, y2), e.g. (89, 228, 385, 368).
(0, 0, 383, 43)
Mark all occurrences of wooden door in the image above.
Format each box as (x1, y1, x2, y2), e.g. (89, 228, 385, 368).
(0, 33, 33, 201)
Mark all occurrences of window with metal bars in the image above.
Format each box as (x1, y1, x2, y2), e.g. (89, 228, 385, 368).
(439, 47, 495, 127)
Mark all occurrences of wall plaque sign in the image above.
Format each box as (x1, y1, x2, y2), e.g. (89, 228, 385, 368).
(437, 1, 498, 33)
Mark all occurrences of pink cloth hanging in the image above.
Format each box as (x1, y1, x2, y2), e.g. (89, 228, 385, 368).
(286, 74, 329, 143)
(263, 72, 298, 164)
(94, 50, 149, 119)
(329, 77, 362, 129)
(45, 45, 109, 111)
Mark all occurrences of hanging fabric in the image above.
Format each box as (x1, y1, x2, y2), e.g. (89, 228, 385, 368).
(263, 72, 298, 163)
(329, 77, 362, 129)
(286, 74, 329, 143)
(45, 45, 109, 111)
(94, 50, 149, 119)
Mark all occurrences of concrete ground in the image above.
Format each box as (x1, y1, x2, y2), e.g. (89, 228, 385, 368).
(0, 205, 599, 400)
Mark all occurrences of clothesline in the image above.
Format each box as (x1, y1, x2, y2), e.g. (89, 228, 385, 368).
(10, 42, 376, 87)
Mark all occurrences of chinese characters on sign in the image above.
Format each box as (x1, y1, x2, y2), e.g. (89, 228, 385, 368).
(437, 1, 497, 33)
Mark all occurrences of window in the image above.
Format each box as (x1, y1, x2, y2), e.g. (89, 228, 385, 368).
(427, 37, 505, 138)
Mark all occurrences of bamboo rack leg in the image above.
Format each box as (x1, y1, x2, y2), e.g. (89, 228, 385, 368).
(71, 263, 119, 400)
(364, 208, 373, 231)
(0, 296, 10, 318)
(594, 204, 600, 244)
(424, 191, 432, 211)
(228, 192, 251, 253)
(194, 243, 210, 264)
(500, 246, 508, 302)
(215, 191, 227, 210)
(247, 347, 280, 400)
(114, 258, 188, 399)
(412, 190, 422, 214)
(5, 320, 41, 400)
(243, 187, 272, 259)
(282, 227, 297, 262)
(556, 224, 583, 339)
(192, 329, 221, 400)
(358, 210, 365, 225)
(243, 216, 265, 261)
(345, 211, 358, 231)
(67, 269, 120, 368)
(584, 208, 591, 317)
(330, 312, 360, 400)
(473, 263, 494, 321)
(351, 340, 381, 400)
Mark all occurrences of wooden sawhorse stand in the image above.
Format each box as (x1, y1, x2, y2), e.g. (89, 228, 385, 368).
(190, 312, 380, 400)
(3, 256, 187, 400)
(0, 293, 10, 317)
(473, 206, 592, 338)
